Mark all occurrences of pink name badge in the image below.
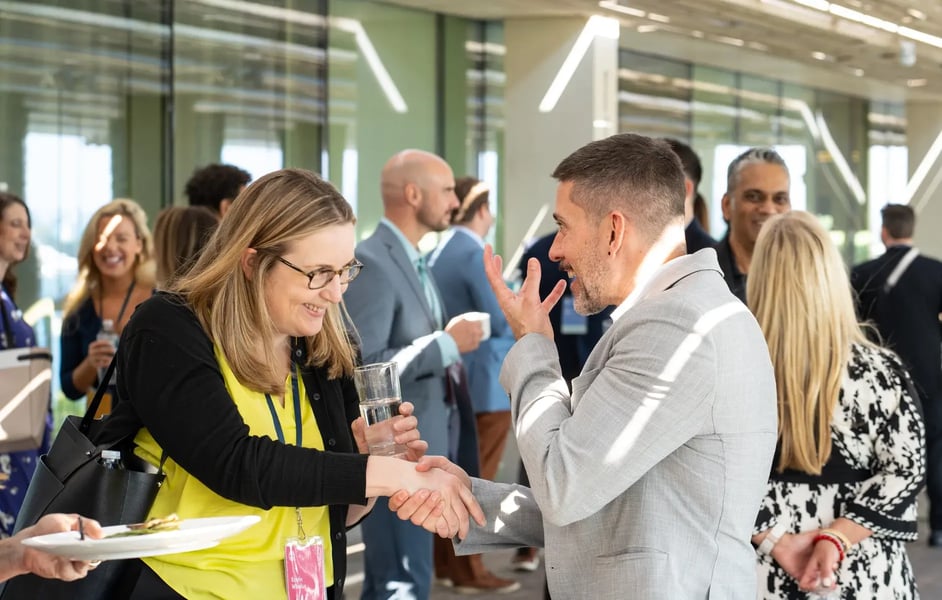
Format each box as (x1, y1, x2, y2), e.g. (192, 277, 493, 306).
(284, 536, 326, 600)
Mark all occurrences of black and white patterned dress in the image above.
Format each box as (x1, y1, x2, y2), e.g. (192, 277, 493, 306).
(755, 344, 925, 600)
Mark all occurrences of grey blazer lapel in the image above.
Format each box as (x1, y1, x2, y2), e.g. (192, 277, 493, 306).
(375, 223, 439, 330)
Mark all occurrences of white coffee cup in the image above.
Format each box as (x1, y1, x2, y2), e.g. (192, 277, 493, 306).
(464, 312, 491, 341)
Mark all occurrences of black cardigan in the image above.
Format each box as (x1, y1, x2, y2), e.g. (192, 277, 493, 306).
(107, 292, 369, 599)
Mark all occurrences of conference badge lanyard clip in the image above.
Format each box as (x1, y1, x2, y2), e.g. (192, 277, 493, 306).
(559, 295, 588, 335)
(266, 367, 327, 600)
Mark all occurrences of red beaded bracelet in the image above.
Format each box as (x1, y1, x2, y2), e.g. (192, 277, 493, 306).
(813, 533, 846, 562)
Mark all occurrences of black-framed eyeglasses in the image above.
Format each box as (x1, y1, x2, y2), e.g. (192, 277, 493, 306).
(272, 255, 364, 290)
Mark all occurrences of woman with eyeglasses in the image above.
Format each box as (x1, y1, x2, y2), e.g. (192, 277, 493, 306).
(60, 199, 156, 416)
(106, 169, 482, 600)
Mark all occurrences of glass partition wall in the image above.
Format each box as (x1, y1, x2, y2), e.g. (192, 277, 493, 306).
(618, 48, 902, 265)
(0, 0, 505, 414)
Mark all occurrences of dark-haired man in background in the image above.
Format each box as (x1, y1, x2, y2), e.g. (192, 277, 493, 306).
(184, 163, 251, 218)
(852, 203, 942, 548)
(662, 138, 715, 253)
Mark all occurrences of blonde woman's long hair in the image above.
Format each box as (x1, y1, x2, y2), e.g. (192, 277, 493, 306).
(153, 205, 219, 288)
(172, 168, 358, 395)
(747, 211, 873, 475)
(63, 199, 156, 318)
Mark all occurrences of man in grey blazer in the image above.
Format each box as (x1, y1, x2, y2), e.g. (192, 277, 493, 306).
(393, 134, 777, 598)
(344, 149, 484, 600)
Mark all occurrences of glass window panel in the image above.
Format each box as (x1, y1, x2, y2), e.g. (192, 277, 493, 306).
(618, 49, 692, 141)
(738, 74, 780, 147)
(464, 21, 505, 249)
(867, 101, 907, 258)
(811, 90, 868, 262)
(327, 0, 438, 234)
(691, 65, 738, 237)
(0, 0, 171, 425)
(173, 0, 327, 188)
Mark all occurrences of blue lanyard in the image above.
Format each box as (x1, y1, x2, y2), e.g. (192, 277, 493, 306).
(265, 366, 303, 447)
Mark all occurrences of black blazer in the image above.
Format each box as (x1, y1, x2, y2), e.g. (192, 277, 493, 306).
(851, 245, 942, 410)
(685, 219, 717, 254)
(714, 233, 747, 303)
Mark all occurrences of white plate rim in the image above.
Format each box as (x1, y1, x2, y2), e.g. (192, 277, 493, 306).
(21, 515, 261, 561)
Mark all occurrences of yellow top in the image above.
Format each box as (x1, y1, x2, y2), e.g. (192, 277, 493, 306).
(134, 346, 333, 599)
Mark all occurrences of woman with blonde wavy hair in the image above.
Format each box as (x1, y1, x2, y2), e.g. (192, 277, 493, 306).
(747, 211, 924, 599)
(105, 169, 482, 599)
(59, 199, 155, 409)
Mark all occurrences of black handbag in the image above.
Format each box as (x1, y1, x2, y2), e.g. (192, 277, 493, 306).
(0, 356, 165, 599)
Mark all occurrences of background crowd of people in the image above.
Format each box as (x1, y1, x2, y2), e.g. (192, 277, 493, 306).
(0, 134, 937, 599)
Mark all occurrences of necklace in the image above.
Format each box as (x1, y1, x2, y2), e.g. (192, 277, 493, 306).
(98, 279, 137, 329)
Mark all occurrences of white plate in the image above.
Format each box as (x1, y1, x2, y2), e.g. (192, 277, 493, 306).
(21, 515, 262, 561)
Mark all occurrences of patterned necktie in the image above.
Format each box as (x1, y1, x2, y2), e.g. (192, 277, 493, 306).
(415, 255, 443, 327)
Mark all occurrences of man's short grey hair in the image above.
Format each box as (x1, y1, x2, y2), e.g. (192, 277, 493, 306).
(726, 147, 788, 194)
(552, 133, 685, 245)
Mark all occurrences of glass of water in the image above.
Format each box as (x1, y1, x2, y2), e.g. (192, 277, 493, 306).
(353, 362, 407, 457)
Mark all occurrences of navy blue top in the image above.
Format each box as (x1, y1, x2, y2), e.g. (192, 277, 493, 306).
(685, 219, 717, 254)
(59, 296, 102, 400)
(0, 285, 34, 349)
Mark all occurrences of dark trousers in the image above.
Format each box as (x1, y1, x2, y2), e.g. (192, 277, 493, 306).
(925, 397, 942, 531)
(434, 536, 485, 585)
(360, 497, 432, 600)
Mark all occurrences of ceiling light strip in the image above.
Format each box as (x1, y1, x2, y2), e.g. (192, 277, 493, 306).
(539, 16, 618, 113)
(597, 1, 645, 18)
(332, 18, 408, 114)
(788, 0, 942, 49)
(898, 27, 942, 50)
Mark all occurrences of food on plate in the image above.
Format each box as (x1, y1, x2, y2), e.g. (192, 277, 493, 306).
(105, 514, 181, 538)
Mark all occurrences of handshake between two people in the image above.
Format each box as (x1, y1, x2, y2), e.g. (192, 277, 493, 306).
(352, 401, 485, 540)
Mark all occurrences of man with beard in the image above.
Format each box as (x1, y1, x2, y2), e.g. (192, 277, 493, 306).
(390, 134, 777, 599)
(715, 147, 791, 301)
(344, 149, 484, 600)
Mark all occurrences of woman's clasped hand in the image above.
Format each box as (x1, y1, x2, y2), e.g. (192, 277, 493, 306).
(386, 455, 483, 540)
(349, 400, 427, 461)
(769, 530, 840, 594)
